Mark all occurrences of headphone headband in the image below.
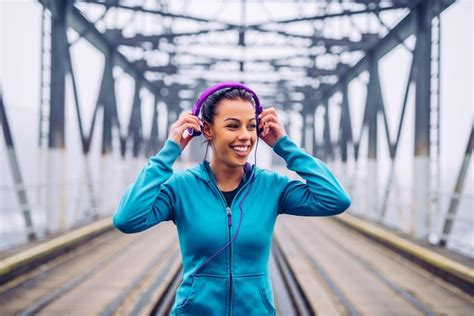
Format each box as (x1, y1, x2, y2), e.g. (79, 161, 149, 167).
(192, 82, 263, 117)
(188, 82, 263, 137)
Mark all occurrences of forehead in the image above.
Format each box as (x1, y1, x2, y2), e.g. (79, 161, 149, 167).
(214, 99, 256, 120)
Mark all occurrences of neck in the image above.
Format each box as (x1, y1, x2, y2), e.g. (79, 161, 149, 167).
(209, 160, 244, 191)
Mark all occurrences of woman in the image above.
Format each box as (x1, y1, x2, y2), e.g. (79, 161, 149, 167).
(113, 82, 351, 315)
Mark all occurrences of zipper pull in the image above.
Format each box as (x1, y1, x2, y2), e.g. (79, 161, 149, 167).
(227, 207, 232, 227)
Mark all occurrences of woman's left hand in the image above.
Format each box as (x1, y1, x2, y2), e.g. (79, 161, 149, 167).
(258, 107, 287, 148)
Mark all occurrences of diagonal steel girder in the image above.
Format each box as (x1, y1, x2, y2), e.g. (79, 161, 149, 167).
(39, 0, 161, 95)
(320, 0, 455, 101)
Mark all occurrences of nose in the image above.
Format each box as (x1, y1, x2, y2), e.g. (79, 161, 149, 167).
(237, 126, 251, 140)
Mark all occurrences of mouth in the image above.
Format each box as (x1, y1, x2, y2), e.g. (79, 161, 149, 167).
(230, 145, 251, 157)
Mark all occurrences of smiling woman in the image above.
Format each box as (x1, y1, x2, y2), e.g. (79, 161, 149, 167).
(202, 98, 258, 190)
(112, 82, 351, 315)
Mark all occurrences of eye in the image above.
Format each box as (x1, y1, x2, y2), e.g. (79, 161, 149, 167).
(227, 123, 256, 129)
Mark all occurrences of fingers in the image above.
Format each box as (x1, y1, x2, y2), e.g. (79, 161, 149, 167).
(176, 121, 201, 137)
(177, 111, 203, 128)
(171, 113, 202, 133)
(168, 112, 203, 147)
(259, 113, 278, 126)
(260, 121, 278, 136)
(167, 111, 206, 150)
(259, 107, 278, 117)
(257, 108, 288, 141)
(258, 108, 280, 131)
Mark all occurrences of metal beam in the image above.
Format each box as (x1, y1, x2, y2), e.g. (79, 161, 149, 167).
(48, 0, 70, 148)
(105, 27, 233, 47)
(101, 49, 116, 155)
(127, 80, 143, 157)
(439, 124, 474, 247)
(321, 0, 455, 100)
(66, 41, 87, 153)
(412, 0, 433, 239)
(0, 94, 36, 240)
(250, 27, 369, 49)
(76, 0, 232, 25)
(379, 53, 415, 220)
(247, 4, 408, 27)
(147, 93, 160, 156)
(322, 99, 333, 161)
(40, 1, 161, 95)
(366, 53, 384, 160)
(413, 3, 432, 158)
(339, 78, 353, 162)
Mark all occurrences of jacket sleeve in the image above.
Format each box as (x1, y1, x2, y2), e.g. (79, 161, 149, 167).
(273, 135, 351, 216)
(112, 140, 182, 233)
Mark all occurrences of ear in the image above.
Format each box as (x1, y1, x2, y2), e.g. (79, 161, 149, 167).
(202, 122, 213, 140)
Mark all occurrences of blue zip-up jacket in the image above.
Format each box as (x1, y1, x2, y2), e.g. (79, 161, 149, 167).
(113, 135, 351, 315)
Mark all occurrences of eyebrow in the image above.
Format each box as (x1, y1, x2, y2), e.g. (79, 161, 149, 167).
(224, 117, 257, 122)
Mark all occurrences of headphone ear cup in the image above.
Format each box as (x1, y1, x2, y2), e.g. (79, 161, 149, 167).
(187, 127, 202, 137)
(256, 118, 263, 135)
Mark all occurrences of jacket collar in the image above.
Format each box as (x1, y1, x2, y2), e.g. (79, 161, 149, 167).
(188, 160, 257, 185)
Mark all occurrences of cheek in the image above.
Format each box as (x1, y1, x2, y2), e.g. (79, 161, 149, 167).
(213, 136, 231, 150)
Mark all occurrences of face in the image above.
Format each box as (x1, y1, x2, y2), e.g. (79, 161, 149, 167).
(204, 98, 257, 168)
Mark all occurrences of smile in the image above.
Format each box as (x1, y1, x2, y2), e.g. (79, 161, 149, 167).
(231, 145, 250, 156)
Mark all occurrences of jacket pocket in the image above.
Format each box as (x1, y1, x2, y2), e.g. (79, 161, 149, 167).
(174, 274, 227, 315)
(233, 273, 276, 315)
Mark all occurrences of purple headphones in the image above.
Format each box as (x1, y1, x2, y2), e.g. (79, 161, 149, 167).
(187, 82, 264, 137)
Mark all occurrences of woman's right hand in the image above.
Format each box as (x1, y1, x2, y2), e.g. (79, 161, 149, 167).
(167, 111, 203, 151)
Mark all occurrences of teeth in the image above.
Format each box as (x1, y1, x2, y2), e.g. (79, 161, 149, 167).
(233, 146, 248, 152)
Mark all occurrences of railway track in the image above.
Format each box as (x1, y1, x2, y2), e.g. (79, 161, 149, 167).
(0, 222, 313, 315)
(1, 219, 472, 315)
(0, 224, 179, 315)
(276, 217, 473, 316)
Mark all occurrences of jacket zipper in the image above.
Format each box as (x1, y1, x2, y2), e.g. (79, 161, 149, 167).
(227, 206, 233, 316)
(206, 168, 254, 316)
(210, 189, 234, 316)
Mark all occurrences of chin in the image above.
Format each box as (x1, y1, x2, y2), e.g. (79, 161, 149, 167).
(233, 159, 247, 166)
(226, 157, 248, 168)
